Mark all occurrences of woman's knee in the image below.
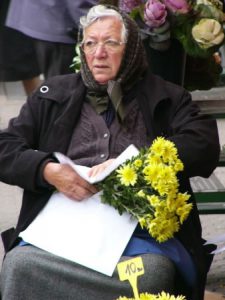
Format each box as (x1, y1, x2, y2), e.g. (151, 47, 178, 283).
(1, 246, 35, 283)
(119, 254, 176, 294)
(138, 254, 176, 294)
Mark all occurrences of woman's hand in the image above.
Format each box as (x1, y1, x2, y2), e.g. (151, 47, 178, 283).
(88, 159, 115, 178)
(43, 162, 98, 201)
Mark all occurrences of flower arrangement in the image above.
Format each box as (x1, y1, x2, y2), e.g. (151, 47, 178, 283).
(99, 137, 192, 243)
(117, 291, 186, 299)
(119, 0, 225, 57)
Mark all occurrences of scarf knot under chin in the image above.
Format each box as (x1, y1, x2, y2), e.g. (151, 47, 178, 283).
(86, 80, 125, 122)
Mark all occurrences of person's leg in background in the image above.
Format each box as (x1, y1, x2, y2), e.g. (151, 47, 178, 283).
(34, 40, 76, 79)
(0, 0, 41, 96)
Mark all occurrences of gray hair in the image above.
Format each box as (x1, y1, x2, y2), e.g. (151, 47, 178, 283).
(80, 5, 127, 42)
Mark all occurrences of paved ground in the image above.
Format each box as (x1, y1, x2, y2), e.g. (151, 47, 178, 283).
(0, 81, 225, 299)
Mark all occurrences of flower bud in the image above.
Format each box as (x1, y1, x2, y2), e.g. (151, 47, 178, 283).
(144, 0, 167, 28)
(196, 0, 223, 11)
(196, 0, 225, 23)
(119, 0, 143, 13)
(192, 18, 224, 49)
(163, 0, 190, 14)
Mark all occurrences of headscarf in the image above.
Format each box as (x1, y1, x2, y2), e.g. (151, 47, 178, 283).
(79, 5, 148, 121)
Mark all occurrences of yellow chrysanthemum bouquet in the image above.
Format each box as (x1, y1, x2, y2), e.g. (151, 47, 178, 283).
(99, 137, 192, 243)
(117, 291, 186, 300)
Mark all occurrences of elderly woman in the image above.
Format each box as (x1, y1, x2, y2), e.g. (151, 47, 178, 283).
(0, 4, 220, 300)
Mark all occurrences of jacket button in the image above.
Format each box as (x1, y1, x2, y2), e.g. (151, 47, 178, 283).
(40, 86, 49, 93)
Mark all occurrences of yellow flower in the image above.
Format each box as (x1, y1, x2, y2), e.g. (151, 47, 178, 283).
(154, 201, 169, 217)
(140, 293, 157, 300)
(147, 195, 161, 207)
(137, 189, 146, 198)
(165, 191, 180, 211)
(117, 165, 137, 186)
(150, 137, 167, 156)
(139, 217, 147, 228)
(192, 18, 224, 49)
(173, 159, 184, 172)
(148, 216, 179, 242)
(176, 204, 192, 224)
(174, 192, 191, 209)
(175, 193, 192, 223)
(147, 154, 162, 165)
(116, 293, 186, 300)
(158, 166, 176, 182)
(143, 164, 164, 185)
(150, 137, 178, 163)
(156, 291, 186, 299)
(134, 159, 143, 169)
(166, 192, 187, 210)
(153, 174, 179, 197)
(160, 140, 177, 163)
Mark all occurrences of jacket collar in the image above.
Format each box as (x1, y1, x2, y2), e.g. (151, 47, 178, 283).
(36, 73, 85, 102)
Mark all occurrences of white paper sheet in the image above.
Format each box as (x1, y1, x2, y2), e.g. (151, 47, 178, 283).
(20, 192, 138, 276)
(19, 145, 140, 276)
(205, 234, 225, 254)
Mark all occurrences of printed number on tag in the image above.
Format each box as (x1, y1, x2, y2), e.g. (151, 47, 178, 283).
(117, 257, 144, 281)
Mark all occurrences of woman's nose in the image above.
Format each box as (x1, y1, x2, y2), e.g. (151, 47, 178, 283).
(94, 44, 107, 57)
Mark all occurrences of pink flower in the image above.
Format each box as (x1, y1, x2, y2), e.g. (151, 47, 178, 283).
(144, 0, 167, 28)
(163, 0, 190, 14)
(119, 0, 143, 13)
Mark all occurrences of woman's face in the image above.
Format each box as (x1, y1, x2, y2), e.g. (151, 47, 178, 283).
(83, 16, 125, 84)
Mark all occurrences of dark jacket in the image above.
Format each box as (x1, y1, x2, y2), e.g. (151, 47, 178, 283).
(0, 71, 220, 299)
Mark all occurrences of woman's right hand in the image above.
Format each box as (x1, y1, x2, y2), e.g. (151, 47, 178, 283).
(88, 159, 115, 178)
(43, 162, 98, 201)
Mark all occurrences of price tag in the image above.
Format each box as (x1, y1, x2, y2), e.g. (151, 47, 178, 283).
(117, 257, 144, 300)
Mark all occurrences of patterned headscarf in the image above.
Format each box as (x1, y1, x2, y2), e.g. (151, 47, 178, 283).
(79, 5, 148, 93)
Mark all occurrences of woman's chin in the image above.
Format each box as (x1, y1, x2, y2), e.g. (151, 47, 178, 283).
(95, 76, 112, 85)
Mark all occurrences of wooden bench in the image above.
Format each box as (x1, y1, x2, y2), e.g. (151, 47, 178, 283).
(194, 144, 225, 214)
(193, 155, 225, 214)
(195, 191, 225, 214)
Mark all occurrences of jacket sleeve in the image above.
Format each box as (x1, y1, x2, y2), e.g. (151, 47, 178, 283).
(168, 89, 220, 178)
(0, 92, 55, 191)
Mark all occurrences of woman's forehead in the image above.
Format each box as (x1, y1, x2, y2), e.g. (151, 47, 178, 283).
(84, 17, 123, 38)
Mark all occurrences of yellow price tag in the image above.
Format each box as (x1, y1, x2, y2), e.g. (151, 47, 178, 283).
(117, 257, 144, 300)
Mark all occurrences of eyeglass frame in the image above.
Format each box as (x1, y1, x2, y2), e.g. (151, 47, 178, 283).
(80, 39, 126, 54)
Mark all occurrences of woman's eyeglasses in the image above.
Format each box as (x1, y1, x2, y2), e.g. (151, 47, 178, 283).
(81, 39, 126, 54)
